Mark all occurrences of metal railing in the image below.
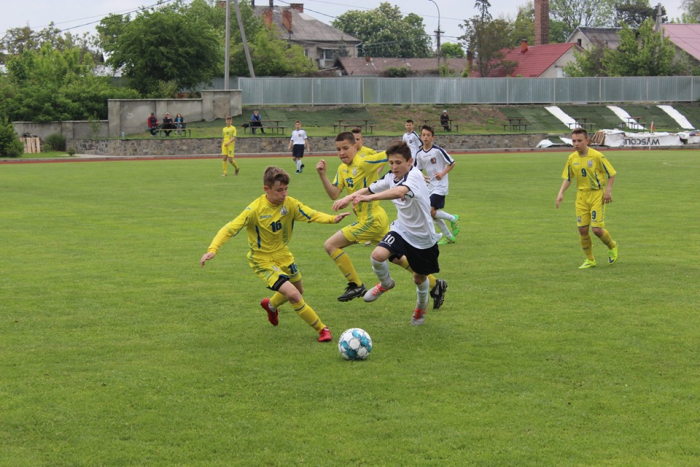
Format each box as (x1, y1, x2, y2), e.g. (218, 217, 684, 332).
(230, 76, 700, 106)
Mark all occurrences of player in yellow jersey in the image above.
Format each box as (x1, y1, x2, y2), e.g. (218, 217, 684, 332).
(556, 128, 619, 269)
(221, 116, 239, 176)
(200, 166, 350, 342)
(316, 132, 448, 308)
(351, 127, 377, 157)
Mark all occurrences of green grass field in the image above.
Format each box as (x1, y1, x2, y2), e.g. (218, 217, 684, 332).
(2, 150, 699, 466)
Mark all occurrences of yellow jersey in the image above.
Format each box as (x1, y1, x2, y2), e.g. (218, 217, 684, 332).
(222, 125, 237, 149)
(333, 151, 387, 220)
(562, 148, 616, 191)
(207, 194, 336, 259)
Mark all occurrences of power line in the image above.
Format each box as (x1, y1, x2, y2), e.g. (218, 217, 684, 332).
(33, 0, 178, 33)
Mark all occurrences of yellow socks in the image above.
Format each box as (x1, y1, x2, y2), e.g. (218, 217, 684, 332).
(394, 256, 437, 290)
(270, 292, 287, 310)
(222, 160, 227, 174)
(290, 297, 324, 332)
(580, 234, 594, 260)
(598, 229, 616, 249)
(331, 248, 362, 285)
(230, 159, 239, 170)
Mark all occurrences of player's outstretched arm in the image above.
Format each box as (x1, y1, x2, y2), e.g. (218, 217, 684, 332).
(316, 159, 342, 200)
(200, 252, 215, 267)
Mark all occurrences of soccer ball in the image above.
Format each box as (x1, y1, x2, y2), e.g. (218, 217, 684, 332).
(338, 328, 372, 360)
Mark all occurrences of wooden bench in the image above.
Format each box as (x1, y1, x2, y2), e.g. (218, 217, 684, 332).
(151, 127, 191, 137)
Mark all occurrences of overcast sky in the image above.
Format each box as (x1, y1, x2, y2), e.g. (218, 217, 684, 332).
(0, 0, 688, 49)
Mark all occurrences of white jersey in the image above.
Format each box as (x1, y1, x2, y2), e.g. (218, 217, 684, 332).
(402, 131, 422, 158)
(290, 129, 308, 145)
(414, 144, 454, 196)
(368, 166, 440, 249)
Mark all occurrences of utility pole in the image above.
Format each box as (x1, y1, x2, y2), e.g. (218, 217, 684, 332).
(223, 0, 255, 88)
(428, 0, 442, 71)
(233, 0, 255, 78)
(224, 0, 231, 89)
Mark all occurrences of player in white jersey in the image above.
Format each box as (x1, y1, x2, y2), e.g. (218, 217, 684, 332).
(288, 120, 310, 174)
(414, 125, 460, 244)
(402, 119, 422, 158)
(333, 141, 445, 326)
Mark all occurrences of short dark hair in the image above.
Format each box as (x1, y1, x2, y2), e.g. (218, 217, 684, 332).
(406, 119, 414, 124)
(385, 141, 411, 161)
(571, 127, 588, 138)
(295, 120, 301, 124)
(263, 166, 290, 187)
(421, 125, 435, 136)
(351, 127, 363, 135)
(335, 132, 355, 145)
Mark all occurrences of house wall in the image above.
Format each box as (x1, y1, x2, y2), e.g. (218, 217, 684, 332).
(540, 49, 579, 78)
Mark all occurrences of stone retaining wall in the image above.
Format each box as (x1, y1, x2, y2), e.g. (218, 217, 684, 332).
(69, 133, 549, 156)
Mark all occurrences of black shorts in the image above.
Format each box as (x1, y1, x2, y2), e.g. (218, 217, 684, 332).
(378, 231, 439, 275)
(292, 144, 305, 158)
(429, 194, 446, 210)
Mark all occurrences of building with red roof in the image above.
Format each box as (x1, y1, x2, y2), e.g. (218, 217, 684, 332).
(470, 41, 582, 78)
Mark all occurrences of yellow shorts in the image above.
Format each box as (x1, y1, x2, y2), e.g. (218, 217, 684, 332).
(222, 145, 235, 157)
(575, 190, 606, 228)
(341, 208, 390, 245)
(248, 250, 300, 290)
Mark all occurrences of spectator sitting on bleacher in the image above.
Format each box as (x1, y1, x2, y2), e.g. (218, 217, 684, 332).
(175, 113, 185, 136)
(440, 110, 451, 132)
(251, 110, 265, 134)
(162, 113, 175, 137)
(148, 113, 159, 137)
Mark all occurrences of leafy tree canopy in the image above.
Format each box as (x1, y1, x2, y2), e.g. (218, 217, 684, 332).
(1, 44, 137, 122)
(332, 3, 432, 58)
(441, 43, 466, 58)
(460, 1, 514, 77)
(615, 1, 666, 28)
(99, 3, 221, 95)
(565, 18, 685, 77)
(550, 0, 618, 38)
(1, 23, 98, 65)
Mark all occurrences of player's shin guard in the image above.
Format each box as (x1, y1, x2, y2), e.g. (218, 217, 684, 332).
(580, 234, 594, 260)
(370, 258, 392, 288)
(270, 292, 287, 310)
(435, 210, 454, 222)
(331, 248, 362, 286)
(291, 298, 324, 332)
(222, 160, 227, 174)
(416, 277, 430, 311)
(598, 229, 616, 249)
(434, 218, 451, 237)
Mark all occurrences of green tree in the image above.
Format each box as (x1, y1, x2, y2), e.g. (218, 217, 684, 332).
(682, 0, 700, 21)
(1, 23, 99, 64)
(603, 20, 681, 76)
(332, 3, 432, 58)
(100, 5, 221, 95)
(563, 40, 608, 76)
(460, 1, 514, 77)
(2, 44, 138, 122)
(0, 117, 25, 157)
(441, 43, 466, 58)
(550, 0, 618, 38)
(508, 2, 571, 45)
(615, 0, 660, 27)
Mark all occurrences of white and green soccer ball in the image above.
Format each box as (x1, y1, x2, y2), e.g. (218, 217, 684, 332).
(338, 328, 372, 360)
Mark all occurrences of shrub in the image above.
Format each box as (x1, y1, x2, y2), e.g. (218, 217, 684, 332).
(0, 118, 24, 157)
(45, 133, 67, 151)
